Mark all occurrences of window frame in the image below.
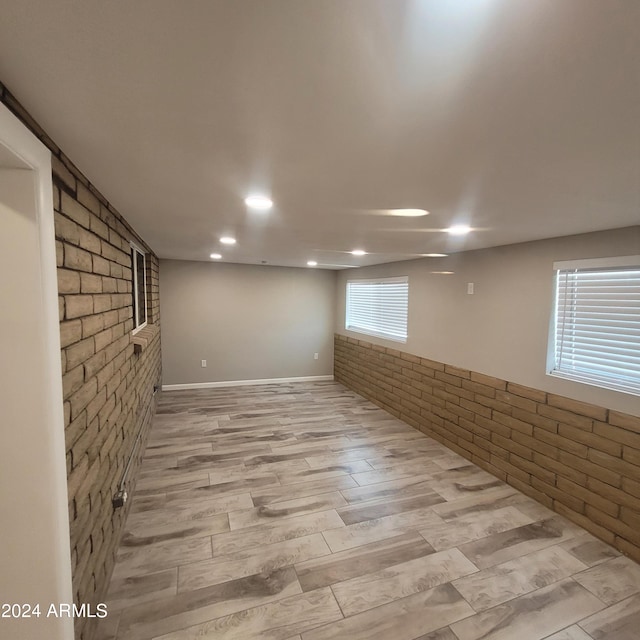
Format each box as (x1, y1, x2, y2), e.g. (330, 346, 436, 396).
(547, 255, 640, 396)
(345, 276, 409, 343)
(131, 242, 148, 334)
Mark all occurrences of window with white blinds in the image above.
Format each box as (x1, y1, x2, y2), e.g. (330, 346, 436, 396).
(346, 276, 408, 342)
(550, 256, 640, 395)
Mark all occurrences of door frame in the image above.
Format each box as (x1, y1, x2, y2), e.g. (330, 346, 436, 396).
(0, 101, 74, 639)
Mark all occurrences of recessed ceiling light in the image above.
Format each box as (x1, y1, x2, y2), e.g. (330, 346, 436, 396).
(446, 225, 471, 236)
(431, 271, 455, 275)
(425, 253, 448, 257)
(245, 196, 273, 210)
(389, 209, 429, 217)
(220, 236, 236, 245)
(210, 253, 222, 260)
(307, 260, 318, 267)
(351, 249, 367, 256)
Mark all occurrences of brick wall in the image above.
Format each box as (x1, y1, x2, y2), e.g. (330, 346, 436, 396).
(335, 334, 640, 563)
(1, 83, 162, 639)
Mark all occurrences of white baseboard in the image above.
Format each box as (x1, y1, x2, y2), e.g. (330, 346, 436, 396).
(162, 374, 334, 391)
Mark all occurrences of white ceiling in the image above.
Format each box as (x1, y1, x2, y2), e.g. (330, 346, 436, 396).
(0, 0, 638, 268)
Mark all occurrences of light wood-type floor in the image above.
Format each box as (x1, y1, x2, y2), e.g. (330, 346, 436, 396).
(97, 381, 640, 640)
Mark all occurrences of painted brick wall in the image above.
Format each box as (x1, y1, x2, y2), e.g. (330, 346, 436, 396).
(335, 334, 640, 563)
(1, 83, 162, 640)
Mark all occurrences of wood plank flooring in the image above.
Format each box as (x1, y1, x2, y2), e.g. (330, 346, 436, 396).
(96, 381, 640, 640)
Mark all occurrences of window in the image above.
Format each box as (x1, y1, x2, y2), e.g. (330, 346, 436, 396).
(346, 276, 408, 342)
(549, 256, 640, 395)
(131, 244, 147, 332)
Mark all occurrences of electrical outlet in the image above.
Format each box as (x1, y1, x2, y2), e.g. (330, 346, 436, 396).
(467, 282, 474, 295)
(201, 359, 207, 367)
(314, 352, 319, 360)
(112, 489, 128, 509)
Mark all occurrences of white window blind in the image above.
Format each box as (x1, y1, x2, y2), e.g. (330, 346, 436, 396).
(550, 258, 640, 395)
(346, 277, 408, 342)
(131, 243, 148, 333)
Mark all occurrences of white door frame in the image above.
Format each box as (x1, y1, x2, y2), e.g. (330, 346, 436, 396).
(0, 102, 74, 639)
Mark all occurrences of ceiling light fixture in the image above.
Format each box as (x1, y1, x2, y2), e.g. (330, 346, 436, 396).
(351, 249, 367, 256)
(245, 195, 273, 210)
(210, 253, 222, 260)
(446, 225, 471, 236)
(307, 260, 318, 267)
(425, 253, 448, 257)
(431, 271, 455, 275)
(389, 208, 429, 217)
(220, 236, 236, 245)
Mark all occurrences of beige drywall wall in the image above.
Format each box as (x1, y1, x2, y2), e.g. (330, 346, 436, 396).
(336, 226, 640, 416)
(161, 260, 336, 385)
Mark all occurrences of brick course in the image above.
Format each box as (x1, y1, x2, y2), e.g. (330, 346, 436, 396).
(1, 82, 162, 639)
(335, 333, 640, 562)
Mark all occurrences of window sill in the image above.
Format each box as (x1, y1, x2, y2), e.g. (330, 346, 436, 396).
(131, 323, 159, 354)
(547, 370, 640, 397)
(346, 326, 407, 343)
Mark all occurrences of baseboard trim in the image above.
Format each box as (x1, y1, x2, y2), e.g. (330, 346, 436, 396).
(162, 375, 334, 391)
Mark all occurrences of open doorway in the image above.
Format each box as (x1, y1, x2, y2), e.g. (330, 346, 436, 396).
(0, 102, 74, 639)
